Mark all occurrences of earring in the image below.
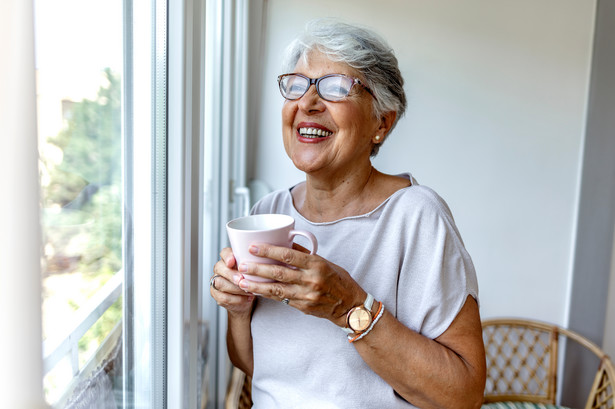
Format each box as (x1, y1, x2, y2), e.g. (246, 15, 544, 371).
(374, 135, 382, 142)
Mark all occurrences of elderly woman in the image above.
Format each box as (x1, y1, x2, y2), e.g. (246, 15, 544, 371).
(211, 19, 486, 409)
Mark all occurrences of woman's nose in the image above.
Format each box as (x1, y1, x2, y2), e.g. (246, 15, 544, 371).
(297, 85, 325, 112)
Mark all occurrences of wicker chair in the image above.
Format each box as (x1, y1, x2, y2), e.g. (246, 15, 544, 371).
(482, 318, 615, 409)
(225, 367, 252, 409)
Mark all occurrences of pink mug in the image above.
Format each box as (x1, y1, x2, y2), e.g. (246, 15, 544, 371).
(226, 214, 318, 282)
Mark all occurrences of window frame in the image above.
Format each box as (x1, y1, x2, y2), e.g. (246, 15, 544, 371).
(166, 0, 252, 407)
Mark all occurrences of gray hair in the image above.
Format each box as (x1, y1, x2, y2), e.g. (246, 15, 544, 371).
(282, 19, 407, 156)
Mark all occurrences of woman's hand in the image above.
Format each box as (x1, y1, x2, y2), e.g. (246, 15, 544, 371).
(211, 247, 256, 317)
(234, 243, 365, 327)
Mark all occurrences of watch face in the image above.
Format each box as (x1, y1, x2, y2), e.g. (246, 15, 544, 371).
(349, 307, 372, 332)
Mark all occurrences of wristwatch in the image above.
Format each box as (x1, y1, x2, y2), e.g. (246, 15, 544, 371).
(342, 293, 374, 335)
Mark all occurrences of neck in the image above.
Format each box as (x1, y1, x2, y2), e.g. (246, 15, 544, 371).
(299, 164, 380, 222)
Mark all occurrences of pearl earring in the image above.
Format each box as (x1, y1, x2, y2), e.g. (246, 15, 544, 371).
(374, 135, 382, 142)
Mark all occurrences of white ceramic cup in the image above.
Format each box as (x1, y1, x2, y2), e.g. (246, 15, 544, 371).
(226, 214, 318, 282)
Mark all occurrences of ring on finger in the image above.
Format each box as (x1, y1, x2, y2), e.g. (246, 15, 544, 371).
(210, 274, 222, 291)
(282, 298, 290, 305)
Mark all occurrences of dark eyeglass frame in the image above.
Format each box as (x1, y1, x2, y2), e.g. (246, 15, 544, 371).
(277, 73, 377, 102)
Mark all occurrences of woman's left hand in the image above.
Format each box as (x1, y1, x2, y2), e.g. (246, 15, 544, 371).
(235, 243, 364, 327)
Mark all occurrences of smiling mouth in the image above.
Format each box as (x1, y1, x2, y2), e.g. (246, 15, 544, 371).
(298, 127, 333, 138)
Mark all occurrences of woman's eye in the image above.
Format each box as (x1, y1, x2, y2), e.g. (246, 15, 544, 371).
(320, 77, 352, 98)
(322, 84, 349, 98)
(289, 84, 305, 93)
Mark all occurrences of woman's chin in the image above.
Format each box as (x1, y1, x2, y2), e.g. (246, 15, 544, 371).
(289, 149, 323, 169)
(291, 157, 326, 175)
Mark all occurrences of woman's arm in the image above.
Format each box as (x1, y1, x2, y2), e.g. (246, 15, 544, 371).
(212, 248, 256, 375)
(354, 295, 485, 409)
(237, 245, 486, 409)
(226, 309, 255, 376)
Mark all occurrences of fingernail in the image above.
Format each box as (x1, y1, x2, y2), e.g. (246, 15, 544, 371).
(239, 279, 249, 289)
(226, 256, 236, 267)
(238, 263, 247, 272)
(233, 274, 243, 284)
(249, 245, 259, 254)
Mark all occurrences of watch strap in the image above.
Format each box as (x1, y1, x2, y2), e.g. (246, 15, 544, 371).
(363, 293, 374, 311)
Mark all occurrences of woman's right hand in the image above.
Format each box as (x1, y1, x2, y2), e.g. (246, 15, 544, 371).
(211, 247, 255, 316)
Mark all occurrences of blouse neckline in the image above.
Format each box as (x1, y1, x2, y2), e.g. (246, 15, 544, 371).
(286, 173, 415, 226)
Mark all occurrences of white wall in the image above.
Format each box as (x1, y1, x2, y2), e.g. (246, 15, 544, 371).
(247, 0, 597, 325)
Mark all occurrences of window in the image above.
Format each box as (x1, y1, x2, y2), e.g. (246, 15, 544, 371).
(35, 0, 125, 406)
(35, 0, 168, 406)
(14, 0, 250, 407)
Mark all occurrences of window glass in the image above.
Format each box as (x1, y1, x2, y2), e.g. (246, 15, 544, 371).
(35, 0, 125, 406)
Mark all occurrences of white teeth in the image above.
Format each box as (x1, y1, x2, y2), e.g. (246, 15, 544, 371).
(298, 127, 332, 138)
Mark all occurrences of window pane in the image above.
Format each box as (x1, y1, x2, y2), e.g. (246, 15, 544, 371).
(35, 0, 125, 406)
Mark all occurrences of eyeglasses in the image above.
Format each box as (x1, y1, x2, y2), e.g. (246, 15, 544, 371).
(277, 73, 376, 102)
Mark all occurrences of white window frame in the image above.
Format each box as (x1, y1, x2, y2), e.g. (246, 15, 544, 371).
(167, 0, 251, 407)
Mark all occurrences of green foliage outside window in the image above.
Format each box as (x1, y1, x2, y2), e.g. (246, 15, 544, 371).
(41, 67, 123, 361)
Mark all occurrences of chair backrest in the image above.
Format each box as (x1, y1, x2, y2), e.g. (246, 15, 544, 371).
(482, 318, 615, 409)
(225, 367, 253, 409)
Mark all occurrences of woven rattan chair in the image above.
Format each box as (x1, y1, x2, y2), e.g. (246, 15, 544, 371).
(482, 318, 615, 409)
(225, 367, 252, 409)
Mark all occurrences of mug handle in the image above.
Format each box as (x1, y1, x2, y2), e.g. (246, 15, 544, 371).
(289, 230, 318, 254)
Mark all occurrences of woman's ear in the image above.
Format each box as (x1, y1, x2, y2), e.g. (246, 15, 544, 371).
(377, 111, 397, 139)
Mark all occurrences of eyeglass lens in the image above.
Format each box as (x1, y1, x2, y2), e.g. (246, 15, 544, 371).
(279, 74, 354, 101)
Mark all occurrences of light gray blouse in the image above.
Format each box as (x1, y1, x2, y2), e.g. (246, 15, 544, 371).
(249, 174, 478, 408)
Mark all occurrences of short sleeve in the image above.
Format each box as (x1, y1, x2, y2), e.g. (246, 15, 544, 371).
(395, 188, 478, 339)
